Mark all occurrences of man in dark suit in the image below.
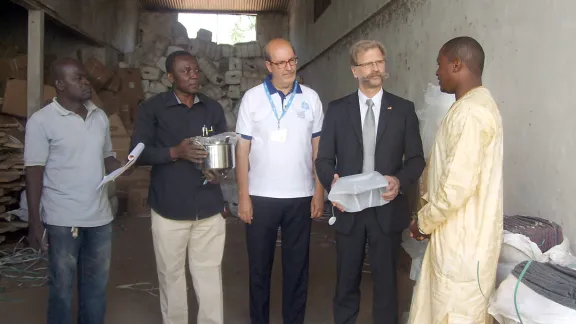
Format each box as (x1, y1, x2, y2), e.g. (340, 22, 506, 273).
(315, 40, 425, 324)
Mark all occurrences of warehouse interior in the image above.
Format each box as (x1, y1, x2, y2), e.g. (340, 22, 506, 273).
(0, 0, 574, 323)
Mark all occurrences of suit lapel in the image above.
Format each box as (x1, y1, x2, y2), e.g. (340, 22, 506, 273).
(347, 92, 363, 145)
(376, 91, 393, 145)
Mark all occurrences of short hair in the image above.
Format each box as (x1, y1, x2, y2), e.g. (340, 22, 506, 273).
(49, 57, 80, 85)
(349, 40, 387, 66)
(441, 36, 485, 75)
(165, 50, 195, 74)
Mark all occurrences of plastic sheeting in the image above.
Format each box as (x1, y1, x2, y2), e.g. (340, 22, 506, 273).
(489, 235, 576, 323)
(327, 171, 389, 213)
(489, 274, 576, 324)
(401, 227, 429, 280)
(416, 83, 456, 157)
(496, 229, 574, 287)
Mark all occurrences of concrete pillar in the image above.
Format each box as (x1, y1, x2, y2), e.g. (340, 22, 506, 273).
(27, 10, 45, 118)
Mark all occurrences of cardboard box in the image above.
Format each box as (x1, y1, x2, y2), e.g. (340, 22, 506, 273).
(109, 113, 128, 137)
(106, 73, 121, 93)
(117, 68, 145, 121)
(128, 186, 150, 216)
(0, 45, 18, 60)
(112, 137, 130, 161)
(84, 57, 113, 90)
(109, 114, 130, 162)
(0, 54, 56, 83)
(116, 167, 150, 195)
(119, 104, 132, 131)
(1, 79, 103, 118)
(0, 55, 27, 80)
(98, 91, 120, 116)
(1, 80, 57, 118)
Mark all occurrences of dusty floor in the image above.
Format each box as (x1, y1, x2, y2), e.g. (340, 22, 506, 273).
(0, 214, 414, 324)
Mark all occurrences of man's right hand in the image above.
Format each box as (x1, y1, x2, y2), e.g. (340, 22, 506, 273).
(238, 195, 253, 224)
(28, 222, 47, 252)
(331, 174, 345, 212)
(170, 138, 208, 163)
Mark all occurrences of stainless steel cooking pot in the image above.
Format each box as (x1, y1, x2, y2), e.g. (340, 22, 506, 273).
(193, 138, 235, 170)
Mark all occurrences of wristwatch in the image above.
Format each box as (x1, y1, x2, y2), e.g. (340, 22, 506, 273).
(418, 226, 426, 235)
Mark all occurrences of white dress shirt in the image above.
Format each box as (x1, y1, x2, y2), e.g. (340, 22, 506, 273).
(358, 88, 383, 133)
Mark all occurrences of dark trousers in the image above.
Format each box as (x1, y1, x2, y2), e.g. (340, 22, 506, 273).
(45, 223, 112, 324)
(333, 209, 401, 324)
(246, 196, 312, 324)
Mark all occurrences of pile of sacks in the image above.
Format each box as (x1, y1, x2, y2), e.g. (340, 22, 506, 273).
(488, 215, 576, 323)
(134, 29, 269, 131)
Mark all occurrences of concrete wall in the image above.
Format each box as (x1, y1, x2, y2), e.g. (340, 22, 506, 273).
(138, 11, 178, 47)
(289, 0, 576, 251)
(256, 12, 289, 47)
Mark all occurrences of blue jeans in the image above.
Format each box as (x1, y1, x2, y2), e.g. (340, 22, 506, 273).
(45, 223, 112, 324)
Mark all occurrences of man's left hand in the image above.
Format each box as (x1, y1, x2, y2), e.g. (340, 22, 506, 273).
(409, 219, 430, 241)
(382, 175, 400, 201)
(311, 191, 324, 219)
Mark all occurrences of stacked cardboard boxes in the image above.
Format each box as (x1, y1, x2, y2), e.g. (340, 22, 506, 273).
(0, 50, 150, 223)
(83, 58, 150, 216)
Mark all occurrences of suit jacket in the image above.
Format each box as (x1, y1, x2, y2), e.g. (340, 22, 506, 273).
(315, 90, 425, 234)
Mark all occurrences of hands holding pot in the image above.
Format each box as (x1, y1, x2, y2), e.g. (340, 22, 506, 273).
(170, 138, 208, 163)
(169, 138, 230, 184)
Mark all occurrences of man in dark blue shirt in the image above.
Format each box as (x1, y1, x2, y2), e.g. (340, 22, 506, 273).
(130, 50, 227, 324)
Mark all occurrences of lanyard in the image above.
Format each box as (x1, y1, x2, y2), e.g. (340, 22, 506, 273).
(263, 80, 299, 129)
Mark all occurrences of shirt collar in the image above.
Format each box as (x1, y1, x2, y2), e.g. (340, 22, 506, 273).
(358, 88, 384, 108)
(51, 97, 99, 116)
(264, 75, 303, 95)
(173, 92, 201, 106)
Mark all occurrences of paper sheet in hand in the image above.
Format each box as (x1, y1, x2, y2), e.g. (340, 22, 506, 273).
(97, 143, 145, 190)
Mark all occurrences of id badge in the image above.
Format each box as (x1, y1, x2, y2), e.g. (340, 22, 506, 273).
(269, 129, 287, 143)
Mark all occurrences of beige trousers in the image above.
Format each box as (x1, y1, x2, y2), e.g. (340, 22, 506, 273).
(151, 209, 226, 324)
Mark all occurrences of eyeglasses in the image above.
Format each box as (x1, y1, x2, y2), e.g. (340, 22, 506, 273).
(355, 60, 385, 69)
(269, 57, 298, 69)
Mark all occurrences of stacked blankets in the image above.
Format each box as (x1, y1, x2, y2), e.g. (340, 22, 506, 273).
(504, 215, 563, 252)
(512, 261, 576, 310)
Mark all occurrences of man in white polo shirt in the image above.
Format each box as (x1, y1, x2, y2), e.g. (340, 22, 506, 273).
(235, 38, 324, 324)
(24, 58, 125, 324)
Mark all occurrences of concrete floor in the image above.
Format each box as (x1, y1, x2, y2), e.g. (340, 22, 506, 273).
(0, 214, 414, 324)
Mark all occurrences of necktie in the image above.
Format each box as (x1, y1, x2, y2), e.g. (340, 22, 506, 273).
(362, 99, 376, 172)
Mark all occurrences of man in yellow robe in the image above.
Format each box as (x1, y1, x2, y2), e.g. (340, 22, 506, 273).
(408, 36, 504, 324)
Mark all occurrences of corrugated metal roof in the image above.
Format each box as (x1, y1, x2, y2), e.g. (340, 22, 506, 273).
(139, 0, 290, 13)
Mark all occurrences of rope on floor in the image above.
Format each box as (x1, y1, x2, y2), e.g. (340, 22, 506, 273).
(116, 282, 159, 297)
(0, 237, 48, 290)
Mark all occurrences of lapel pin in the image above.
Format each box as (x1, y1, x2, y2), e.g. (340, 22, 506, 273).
(387, 106, 392, 110)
